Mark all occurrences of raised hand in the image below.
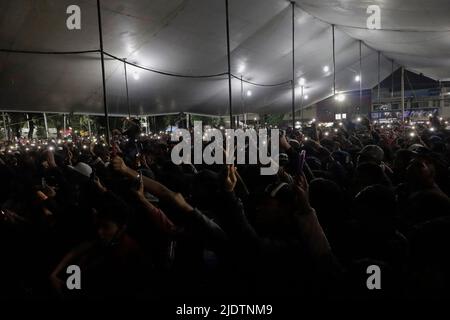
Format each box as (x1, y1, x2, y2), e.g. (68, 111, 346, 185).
(224, 165, 237, 192)
(111, 155, 129, 174)
(293, 173, 313, 215)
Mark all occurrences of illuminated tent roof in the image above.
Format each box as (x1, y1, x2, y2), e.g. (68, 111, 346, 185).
(1, 0, 449, 116)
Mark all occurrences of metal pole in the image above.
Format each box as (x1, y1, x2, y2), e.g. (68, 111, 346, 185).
(332, 24, 336, 96)
(96, 0, 111, 144)
(2, 112, 8, 141)
(240, 75, 244, 129)
(377, 51, 381, 103)
(124, 58, 131, 119)
(43, 113, 49, 139)
(87, 116, 92, 136)
(63, 114, 66, 136)
(359, 40, 362, 111)
(225, 0, 233, 129)
(291, 1, 296, 130)
(300, 86, 304, 123)
(391, 60, 394, 98)
(401, 66, 405, 123)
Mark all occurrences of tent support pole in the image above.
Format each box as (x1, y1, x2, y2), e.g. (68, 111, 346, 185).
(96, 0, 111, 144)
(359, 40, 362, 113)
(300, 86, 304, 124)
(43, 113, 49, 139)
(240, 75, 246, 129)
(332, 24, 336, 96)
(225, 0, 233, 129)
(124, 58, 131, 119)
(401, 66, 405, 123)
(63, 114, 66, 136)
(87, 116, 92, 137)
(377, 52, 381, 104)
(291, 1, 295, 130)
(2, 112, 8, 141)
(391, 60, 394, 98)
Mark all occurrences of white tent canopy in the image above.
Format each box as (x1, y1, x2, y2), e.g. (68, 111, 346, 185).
(0, 0, 449, 116)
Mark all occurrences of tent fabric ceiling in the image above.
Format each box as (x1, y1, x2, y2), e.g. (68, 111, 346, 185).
(0, 0, 448, 116)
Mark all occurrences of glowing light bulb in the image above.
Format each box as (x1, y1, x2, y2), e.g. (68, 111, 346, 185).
(323, 66, 330, 73)
(355, 75, 361, 82)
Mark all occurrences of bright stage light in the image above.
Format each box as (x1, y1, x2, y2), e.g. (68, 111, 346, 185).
(304, 95, 309, 100)
(335, 94, 345, 102)
(299, 78, 306, 86)
(355, 75, 361, 82)
(323, 66, 329, 73)
(247, 90, 252, 97)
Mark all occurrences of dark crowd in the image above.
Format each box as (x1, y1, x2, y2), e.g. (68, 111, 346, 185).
(0, 116, 449, 300)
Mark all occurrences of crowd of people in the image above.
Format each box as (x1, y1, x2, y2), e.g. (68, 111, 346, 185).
(0, 115, 449, 300)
